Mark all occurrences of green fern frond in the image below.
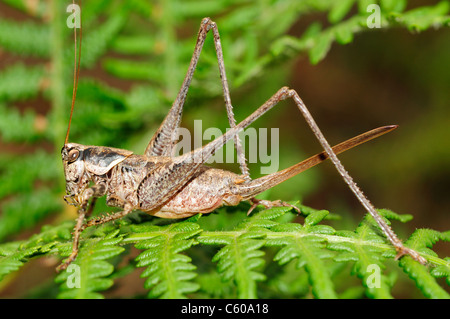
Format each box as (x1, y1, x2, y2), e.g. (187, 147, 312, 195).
(197, 207, 292, 299)
(431, 256, 450, 287)
(0, 221, 72, 281)
(0, 18, 49, 57)
(393, 1, 450, 31)
(55, 228, 125, 299)
(195, 271, 235, 298)
(398, 229, 450, 299)
(125, 220, 202, 298)
(0, 151, 58, 198)
(0, 104, 41, 142)
(124, 85, 166, 116)
(0, 241, 32, 281)
(0, 189, 61, 241)
(75, 79, 125, 107)
(0, 150, 61, 240)
(79, 14, 128, 68)
(103, 59, 164, 81)
(211, 234, 266, 299)
(267, 210, 338, 299)
(111, 35, 156, 55)
(23, 221, 73, 249)
(268, 1, 450, 68)
(0, 64, 45, 103)
(0, 204, 448, 299)
(330, 213, 397, 298)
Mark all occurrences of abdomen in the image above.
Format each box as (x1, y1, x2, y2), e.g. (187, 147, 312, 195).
(148, 167, 244, 218)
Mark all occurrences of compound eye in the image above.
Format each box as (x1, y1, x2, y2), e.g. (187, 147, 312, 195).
(68, 149, 80, 163)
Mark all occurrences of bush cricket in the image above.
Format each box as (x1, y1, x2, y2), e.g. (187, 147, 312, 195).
(57, 7, 426, 272)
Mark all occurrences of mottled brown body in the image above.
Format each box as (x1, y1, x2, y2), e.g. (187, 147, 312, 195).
(108, 155, 243, 218)
(63, 142, 245, 220)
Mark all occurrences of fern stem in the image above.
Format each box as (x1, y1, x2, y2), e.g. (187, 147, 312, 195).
(199, 230, 393, 250)
(161, 234, 180, 298)
(232, 237, 257, 299)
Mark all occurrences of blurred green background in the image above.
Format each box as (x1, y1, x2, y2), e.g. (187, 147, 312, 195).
(0, 0, 448, 297)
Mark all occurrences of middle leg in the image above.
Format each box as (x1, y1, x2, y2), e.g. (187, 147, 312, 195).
(144, 18, 249, 180)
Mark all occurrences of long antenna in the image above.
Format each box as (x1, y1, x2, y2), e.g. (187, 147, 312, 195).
(64, 0, 82, 145)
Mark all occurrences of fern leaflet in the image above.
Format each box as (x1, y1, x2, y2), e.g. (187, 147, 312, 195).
(125, 220, 202, 298)
(55, 228, 125, 299)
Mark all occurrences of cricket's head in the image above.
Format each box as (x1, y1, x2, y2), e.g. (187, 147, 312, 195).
(61, 143, 90, 206)
(61, 143, 133, 206)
